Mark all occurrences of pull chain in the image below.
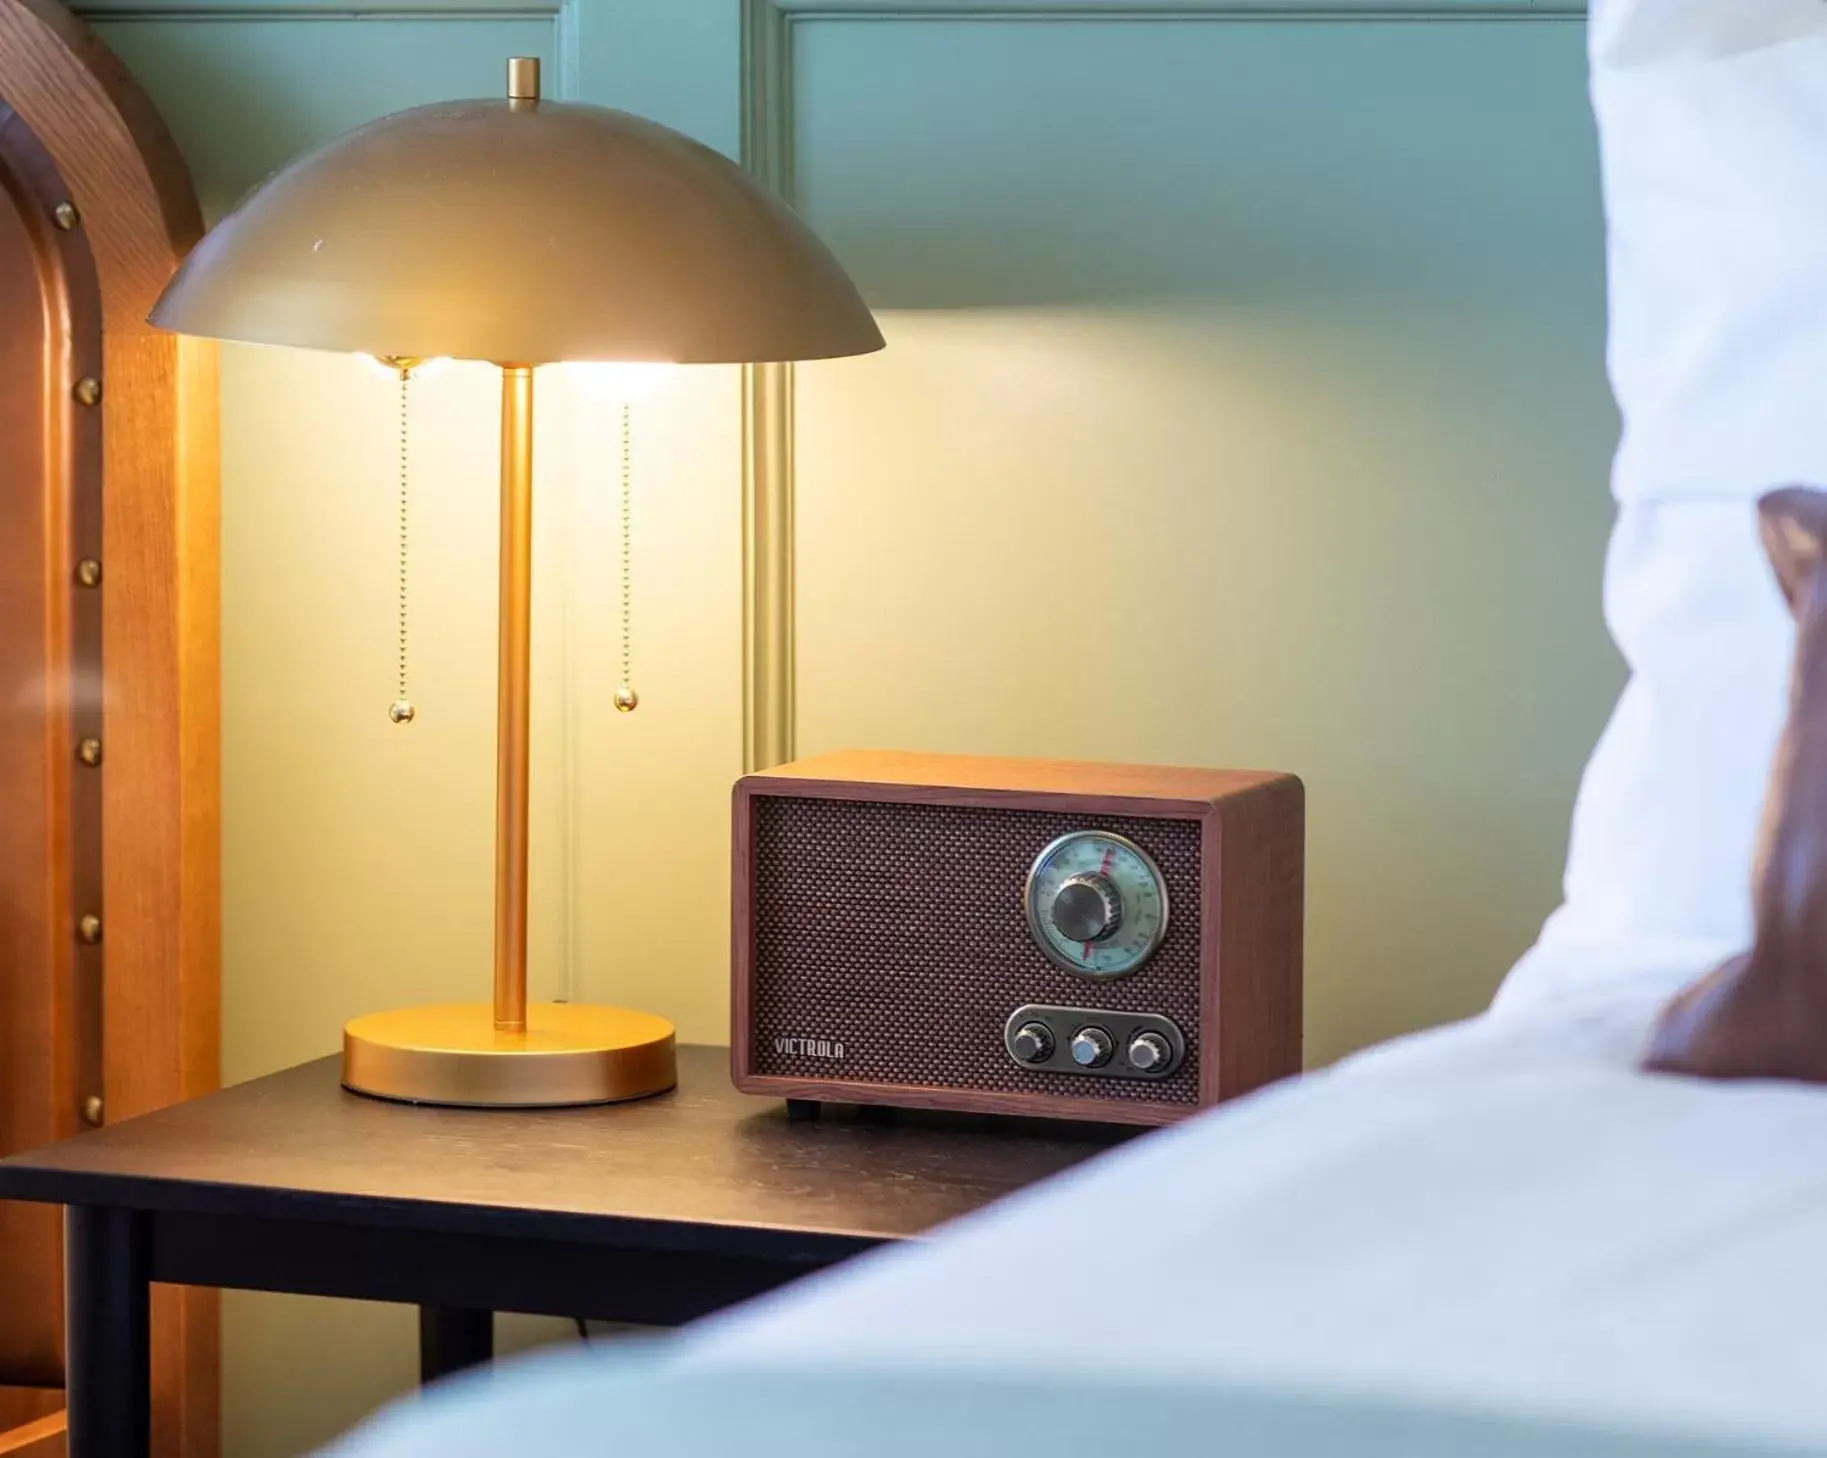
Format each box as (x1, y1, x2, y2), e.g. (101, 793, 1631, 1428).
(613, 400, 639, 713)
(387, 359, 417, 724)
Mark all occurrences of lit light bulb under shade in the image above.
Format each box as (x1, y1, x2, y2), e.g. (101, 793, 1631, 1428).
(357, 353, 452, 380)
(556, 360, 677, 402)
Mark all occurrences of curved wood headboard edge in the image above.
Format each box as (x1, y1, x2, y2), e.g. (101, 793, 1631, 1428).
(11, 0, 200, 253)
(0, 4, 218, 1456)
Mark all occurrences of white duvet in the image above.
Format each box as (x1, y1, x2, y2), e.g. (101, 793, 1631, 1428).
(678, 954, 1827, 1452)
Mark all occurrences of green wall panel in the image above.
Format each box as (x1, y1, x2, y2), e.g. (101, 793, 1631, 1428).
(90, 11, 558, 217)
(58, 0, 1613, 1450)
(784, 12, 1620, 1062)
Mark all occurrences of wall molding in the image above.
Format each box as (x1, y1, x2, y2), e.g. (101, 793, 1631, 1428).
(735, 0, 1583, 771)
(71, 0, 558, 17)
(768, 0, 1583, 14)
(740, 0, 796, 773)
(740, 364, 796, 774)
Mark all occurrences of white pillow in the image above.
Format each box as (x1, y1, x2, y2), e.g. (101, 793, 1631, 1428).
(1496, 0, 1825, 1009)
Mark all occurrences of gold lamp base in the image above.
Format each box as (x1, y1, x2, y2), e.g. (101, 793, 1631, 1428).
(342, 1002, 677, 1108)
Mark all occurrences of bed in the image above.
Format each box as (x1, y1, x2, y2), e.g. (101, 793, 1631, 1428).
(336, 961, 1827, 1457)
(336, 0, 1827, 1451)
(0, 4, 216, 1453)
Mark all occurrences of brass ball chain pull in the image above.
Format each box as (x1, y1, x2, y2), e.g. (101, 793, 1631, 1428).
(614, 400, 639, 713)
(377, 356, 423, 724)
(374, 363, 640, 724)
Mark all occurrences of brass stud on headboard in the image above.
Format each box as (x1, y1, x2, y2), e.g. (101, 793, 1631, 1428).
(73, 376, 101, 407)
(77, 737, 102, 767)
(77, 913, 102, 945)
(52, 200, 78, 231)
(80, 1095, 103, 1128)
(75, 558, 102, 589)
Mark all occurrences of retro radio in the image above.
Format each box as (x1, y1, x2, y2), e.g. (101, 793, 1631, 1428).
(730, 751, 1303, 1125)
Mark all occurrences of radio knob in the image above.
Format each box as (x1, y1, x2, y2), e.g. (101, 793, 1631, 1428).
(1069, 1026, 1114, 1069)
(1127, 1030, 1172, 1073)
(1009, 1022, 1054, 1065)
(1051, 874, 1122, 943)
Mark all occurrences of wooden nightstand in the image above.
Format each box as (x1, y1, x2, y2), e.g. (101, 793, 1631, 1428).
(0, 1045, 1129, 1458)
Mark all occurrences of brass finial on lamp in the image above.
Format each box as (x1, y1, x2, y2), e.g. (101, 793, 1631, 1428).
(151, 57, 883, 1108)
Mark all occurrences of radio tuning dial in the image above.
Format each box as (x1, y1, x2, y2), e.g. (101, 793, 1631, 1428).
(1051, 874, 1122, 944)
(1009, 1022, 1054, 1065)
(1024, 831, 1169, 980)
(1126, 1030, 1171, 1073)
(1070, 1026, 1114, 1069)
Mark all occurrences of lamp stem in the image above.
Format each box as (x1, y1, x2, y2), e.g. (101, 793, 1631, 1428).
(493, 364, 534, 1032)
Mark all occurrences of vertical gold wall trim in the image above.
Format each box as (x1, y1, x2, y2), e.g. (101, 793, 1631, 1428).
(741, 0, 796, 772)
(741, 361, 795, 772)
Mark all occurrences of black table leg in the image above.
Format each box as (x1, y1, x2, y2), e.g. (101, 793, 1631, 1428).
(419, 1305, 493, 1384)
(65, 1204, 150, 1458)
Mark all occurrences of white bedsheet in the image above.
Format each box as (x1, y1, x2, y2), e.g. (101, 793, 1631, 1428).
(676, 953, 1827, 1452)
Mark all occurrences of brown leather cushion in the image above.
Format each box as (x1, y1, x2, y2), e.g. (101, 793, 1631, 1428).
(1645, 487, 1827, 1082)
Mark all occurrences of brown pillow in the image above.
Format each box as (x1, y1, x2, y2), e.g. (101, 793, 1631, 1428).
(1645, 486, 1827, 1081)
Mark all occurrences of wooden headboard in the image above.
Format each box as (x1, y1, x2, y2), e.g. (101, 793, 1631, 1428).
(0, 1, 217, 1454)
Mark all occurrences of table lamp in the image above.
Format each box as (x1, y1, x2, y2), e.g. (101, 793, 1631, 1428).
(149, 56, 883, 1108)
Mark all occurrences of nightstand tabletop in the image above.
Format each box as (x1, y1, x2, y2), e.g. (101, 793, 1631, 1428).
(3, 1044, 1134, 1457)
(0, 1044, 1124, 1262)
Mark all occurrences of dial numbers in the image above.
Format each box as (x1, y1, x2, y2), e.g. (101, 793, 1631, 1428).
(1024, 830, 1169, 979)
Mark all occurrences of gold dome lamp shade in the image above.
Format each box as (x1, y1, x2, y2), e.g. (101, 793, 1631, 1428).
(151, 57, 882, 1108)
(151, 57, 881, 365)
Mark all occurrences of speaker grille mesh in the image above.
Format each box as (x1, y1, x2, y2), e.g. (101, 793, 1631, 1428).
(749, 796, 1203, 1107)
